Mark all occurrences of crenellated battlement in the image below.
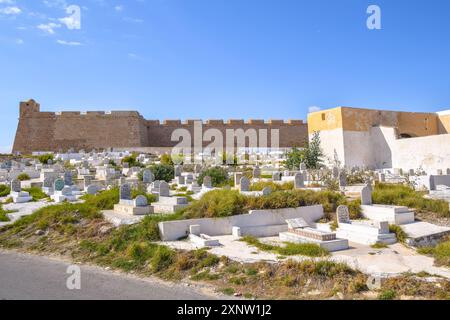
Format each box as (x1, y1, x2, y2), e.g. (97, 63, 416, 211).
(13, 99, 308, 153)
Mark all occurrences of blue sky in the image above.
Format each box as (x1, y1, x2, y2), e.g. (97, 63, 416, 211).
(1, 0, 450, 153)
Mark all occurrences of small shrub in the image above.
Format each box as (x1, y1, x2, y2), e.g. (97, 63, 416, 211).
(371, 242, 388, 249)
(0, 205, 10, 222)
(389, 225, 407, 243)
(150, 246, 175, 272)
(37, 154, 54, 165)
(197, 167, 229, 187)
(373, 183, 450, 217)
(22, 187, 49, 201)
(429, 240, 450, 267)
(378, 289, 396, 300)
(220, 288, 235, 296)
(17, 173, 30, 181)
(0, 185, 10, 197)
(150, 164, 175, 182)
(250, 181, 293, 192)
(241, 236, 329, 257)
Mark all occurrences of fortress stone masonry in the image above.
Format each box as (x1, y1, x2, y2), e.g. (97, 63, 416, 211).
(12, 99, 309, 154)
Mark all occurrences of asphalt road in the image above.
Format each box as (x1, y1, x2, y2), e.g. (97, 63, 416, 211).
(0, 250, 215, 300)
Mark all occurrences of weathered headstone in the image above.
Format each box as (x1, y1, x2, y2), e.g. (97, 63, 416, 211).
(299, 163, 306, 171)
(54, 178, 64, 191)
(239, 176, 250, 192)
(86, 185, 100, 195)
(262, 187, 272, 196)
(253, 166, 261, 179)
(64, 171, 73, 186)
(120, 183, 132, 200)
(378, 172, 385, 182)
(360, 184, 372, 205)
(83, 175, 94, 188)
(174, 165, 182, 177)
(332, 167, 339, 179)
(142, 169, 154, 184)
(11, 179, 21, 193)
(294, 173, 304, 189)
(61, 186, 72, 196)
(47, 159, 53, 165)
(186, 174, 194, 184)
(159, 181, 170, 197)
(337, 205, 350, 224)
(134, 195, 148, 207)
(409, 169, 415, 176)
(43, 176, 54, 188)
(272, 172, 281, 181)
(176, 175, 185, 185)
(203, 176, 212, 188)
(338, 171, 347, 188)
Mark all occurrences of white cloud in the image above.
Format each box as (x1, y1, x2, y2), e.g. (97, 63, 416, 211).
(43, 0, 67, 9)
(37, 22, 61, 34)
(0, 0, 15, 4)
(308, 106, 322, 113)
(16, 38, 24, 44)
(58, 5, 81, 30)
(115, 5, 123, 12)
(0, 6, 22, 15)
(57, 39, 82, 46)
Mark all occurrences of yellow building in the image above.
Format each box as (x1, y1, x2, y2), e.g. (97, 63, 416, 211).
(307, 107, 450, 171)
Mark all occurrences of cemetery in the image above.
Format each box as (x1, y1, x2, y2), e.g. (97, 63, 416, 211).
(0, 145, 450, 299)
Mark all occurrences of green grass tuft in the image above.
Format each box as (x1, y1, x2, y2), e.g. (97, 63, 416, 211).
(240, 235, 329, 257)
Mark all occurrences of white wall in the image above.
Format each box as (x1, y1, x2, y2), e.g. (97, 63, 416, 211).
(317, 125, 450, 171)
(313, 129, 345, 167)
(158, 205, 324, 241)
(392, 134, 450, 172)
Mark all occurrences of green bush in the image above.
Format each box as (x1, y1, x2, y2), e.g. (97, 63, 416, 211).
(181, 189, 361, 219)
(182, 189, 246, 219)
(0, 185, 10, 197)
(240, 236, 329, 257)
(17, 173, 30, 181)
(150, 164, 175, 182)
(150, 245, 175, 272)
(197, 167, 229, 187)
(22, 187, 49, 201)
(37, 154, 54, 165)
(0, 204, 10, 222)
(373, 183, 450, 217)
(250, 181, 293, 191)
(389, 224, 407, 243)
(418, 239, 450, 267)
(82, 188, 119, 210)
(378, 289, 396, 300)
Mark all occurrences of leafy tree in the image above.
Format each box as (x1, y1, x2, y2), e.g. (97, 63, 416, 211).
(285, 147, 305, 170)
(304, 131, 324, 169)
(197, 167, 229, 187)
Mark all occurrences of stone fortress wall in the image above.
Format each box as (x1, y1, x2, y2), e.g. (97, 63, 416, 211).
(12, 99, 309, 154)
